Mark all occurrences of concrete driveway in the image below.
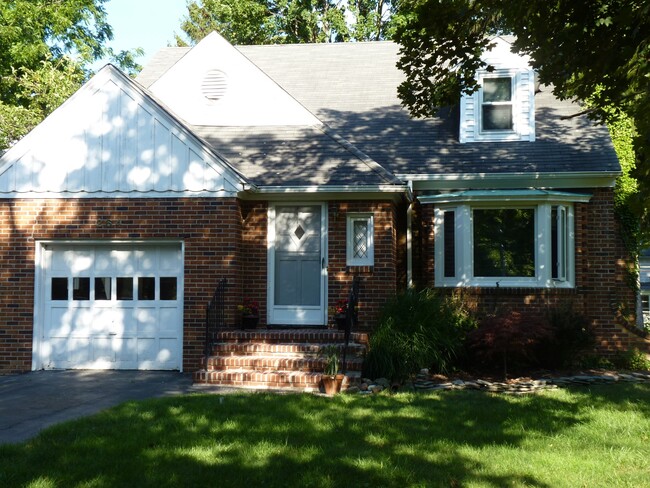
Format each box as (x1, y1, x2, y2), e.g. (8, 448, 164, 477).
(0, 370, 224, 445)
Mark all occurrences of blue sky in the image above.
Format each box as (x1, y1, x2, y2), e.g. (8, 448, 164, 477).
(96, 0, 188, 69)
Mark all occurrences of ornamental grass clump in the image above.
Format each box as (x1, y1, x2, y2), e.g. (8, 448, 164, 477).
(363, 288, 476, 381)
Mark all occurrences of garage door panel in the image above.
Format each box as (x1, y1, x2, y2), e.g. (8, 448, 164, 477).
(47, 307, 73, 337)
(116, 338, 138, 362)
(159, 308, 179, 335)
(136, 308, 157, 337)
(68, 337, 91, 364)
(39, 243, 183, 371)
(92, 337, 116, 363)
(159, 339, 177, 364)
(160, 248, 182, 272)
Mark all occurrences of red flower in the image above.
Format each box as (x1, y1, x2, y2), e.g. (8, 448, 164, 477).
(238, 297, 259, 316)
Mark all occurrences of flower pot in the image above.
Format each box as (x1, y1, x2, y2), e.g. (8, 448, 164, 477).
(242, 315, 259, 329)
(335, 315, 347, 331)
(321, 373, 345, 395)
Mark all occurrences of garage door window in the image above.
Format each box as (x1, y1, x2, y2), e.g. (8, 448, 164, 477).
(51, 276, 178, 301)
(95, 277, 111, 300)
(160, 277, 177, 300)
(138, 277, 155, 300)
(117, 277, 133, 300)
(51, 278, 68, 300)
(73, 277, 90, 300)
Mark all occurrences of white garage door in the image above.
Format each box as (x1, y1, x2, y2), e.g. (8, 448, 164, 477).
(36, 243, 183, 370)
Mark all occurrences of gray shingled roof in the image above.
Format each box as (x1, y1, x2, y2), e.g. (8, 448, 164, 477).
(136, 41, 620, 183)
(192, 125, 401, 187)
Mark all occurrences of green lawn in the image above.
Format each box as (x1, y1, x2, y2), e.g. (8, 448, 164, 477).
(1, 384, 649, 488)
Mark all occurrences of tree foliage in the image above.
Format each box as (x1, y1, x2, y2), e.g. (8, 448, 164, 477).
(176, 0, 399, 46)
(394, 0, 650, 233)
(0, 0, 142, 151)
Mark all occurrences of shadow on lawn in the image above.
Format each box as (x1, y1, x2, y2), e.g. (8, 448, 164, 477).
(3, 385, 648, 487)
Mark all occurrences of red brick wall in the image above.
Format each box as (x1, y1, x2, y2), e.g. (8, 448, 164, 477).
(236, 200, 400, 331)
(240, 201, 268, 326)
(418, 188, 648, 355)
(328, 201, 398, 330)
(0, 198, 242, 374)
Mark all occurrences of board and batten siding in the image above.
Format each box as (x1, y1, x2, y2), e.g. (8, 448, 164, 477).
(0, 66, 243, 198)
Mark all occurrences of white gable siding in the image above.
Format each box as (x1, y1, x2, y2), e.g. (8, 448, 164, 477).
(148, 32, 321, 127)
(459, 37, 536, 144)
(0, 67, 243, 198)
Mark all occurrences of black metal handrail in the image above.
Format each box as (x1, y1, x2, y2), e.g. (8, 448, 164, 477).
(204, 278, 227, 362)
(341, 275, 361, 374)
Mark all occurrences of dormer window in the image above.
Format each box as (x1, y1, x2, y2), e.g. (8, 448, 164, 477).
(481, 77, 513, 132)
(459, 68, 535, 143)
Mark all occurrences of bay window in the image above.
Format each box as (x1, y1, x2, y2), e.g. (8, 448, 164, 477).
(434, 199, 577, 288)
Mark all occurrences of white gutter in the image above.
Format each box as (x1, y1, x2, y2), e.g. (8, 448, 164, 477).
(398, 171, 620, 190)
(248, 184, 408, 194)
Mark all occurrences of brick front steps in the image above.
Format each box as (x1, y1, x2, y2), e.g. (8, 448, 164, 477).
(194, 328, 368, 391)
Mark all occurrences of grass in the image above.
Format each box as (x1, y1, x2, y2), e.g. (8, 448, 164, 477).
(1, 384, 649, 487)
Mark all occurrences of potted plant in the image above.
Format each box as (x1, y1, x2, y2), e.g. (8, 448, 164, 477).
(238, 297, 260, 328)
(320, 345, 345, 395)
(334, 298, 347, 331)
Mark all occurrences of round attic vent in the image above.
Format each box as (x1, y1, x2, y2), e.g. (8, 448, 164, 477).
(201, 70, 228, 101)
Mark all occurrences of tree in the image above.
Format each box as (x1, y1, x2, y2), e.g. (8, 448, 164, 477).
(0, 0, 142, 151)
(394, 1, 649, 238)
(176, 0, 399, 45)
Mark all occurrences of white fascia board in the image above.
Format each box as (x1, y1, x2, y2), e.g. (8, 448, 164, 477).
(418, 189, 593, 205)
(240, 184, 408, 201)
(398, 172, 619, 190)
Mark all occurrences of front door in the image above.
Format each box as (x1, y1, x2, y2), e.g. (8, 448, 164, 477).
(268, 204, 327, 325)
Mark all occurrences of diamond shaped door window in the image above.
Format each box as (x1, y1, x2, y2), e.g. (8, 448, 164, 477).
(294, 225, 305, 240)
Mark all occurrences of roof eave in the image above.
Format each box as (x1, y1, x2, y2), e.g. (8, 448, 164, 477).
(239, 184, 410, 202)
(400, 171, 620, 191)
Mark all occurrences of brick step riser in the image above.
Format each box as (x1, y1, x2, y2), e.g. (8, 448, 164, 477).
(216, 330, 369, 346)
(212, 343, 366, 357)
(194, 370, 322, 389)
(204, 356, 363, 372)
(193, 370, 361, 391)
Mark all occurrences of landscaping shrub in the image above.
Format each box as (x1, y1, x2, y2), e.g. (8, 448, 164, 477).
(362, 289, 476, 381)
(542, 303, 595, 368)
(466, 310, 554, 378)
(612, 348, 650, 371)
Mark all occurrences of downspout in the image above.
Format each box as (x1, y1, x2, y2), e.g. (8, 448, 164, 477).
(406, 180, 414, 288)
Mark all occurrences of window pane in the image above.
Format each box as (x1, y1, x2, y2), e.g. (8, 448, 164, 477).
(642, 295, 649, 311)
(483, 78, 511, 102)
(482, 105, 513, 130)
(160, 277, 177, 300)
(473, 209, 535, 277)
(72, 277, 90, 300)
(117, 277, 133, 300)
(138, 277, 155, 300)
(51, 278, 68, 300)
(552, 207, 568, 280)
(443, 211, 455, 278)
(95, 277, 111, 300)
(353, 220, 369, 259)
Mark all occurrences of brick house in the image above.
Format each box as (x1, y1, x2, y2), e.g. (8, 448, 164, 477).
(1, 33, 646, 380)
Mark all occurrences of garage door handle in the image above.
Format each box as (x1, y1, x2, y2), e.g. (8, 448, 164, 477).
(109, 332, 117, 336)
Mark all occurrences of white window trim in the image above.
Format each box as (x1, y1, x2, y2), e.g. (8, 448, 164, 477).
(346, 213, 374, 267)
(480, 75, 515, 134)
(460, 68, 535, 143)
(434, 203, 575, 288)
